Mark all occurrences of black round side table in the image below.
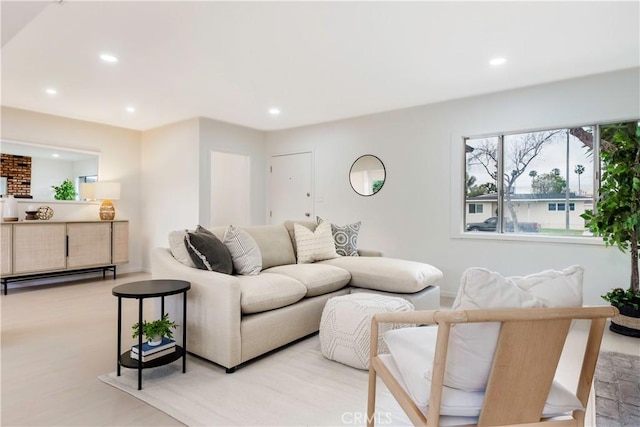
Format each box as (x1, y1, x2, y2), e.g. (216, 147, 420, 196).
(113, 279, 190, 390)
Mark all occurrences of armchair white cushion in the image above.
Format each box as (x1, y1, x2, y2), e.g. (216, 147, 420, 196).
(383, 326, 583, 418)
(443, 265, 583, 391)
(381, 266, 585, 415)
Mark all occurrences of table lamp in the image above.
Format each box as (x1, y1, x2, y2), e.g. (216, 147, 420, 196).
(79, 183, 95, 201)
(94, 182, 121, 220)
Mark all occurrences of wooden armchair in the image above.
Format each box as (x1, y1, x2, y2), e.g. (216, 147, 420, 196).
(367, 306, 618, 427)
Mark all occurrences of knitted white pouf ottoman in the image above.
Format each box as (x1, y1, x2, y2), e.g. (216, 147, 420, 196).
(319, 293, 414, 370)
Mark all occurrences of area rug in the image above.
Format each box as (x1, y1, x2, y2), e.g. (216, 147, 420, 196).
(99, 336, 412, 426)
(594, 351, 640, 427)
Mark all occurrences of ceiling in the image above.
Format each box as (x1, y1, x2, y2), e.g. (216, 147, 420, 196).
(1, 1, 638, 132)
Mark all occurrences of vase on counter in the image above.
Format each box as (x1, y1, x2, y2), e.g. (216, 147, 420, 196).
(2, 195, 18, 222)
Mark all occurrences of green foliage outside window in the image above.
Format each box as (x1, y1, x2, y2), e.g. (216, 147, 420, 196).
(531, 170, 567, 194)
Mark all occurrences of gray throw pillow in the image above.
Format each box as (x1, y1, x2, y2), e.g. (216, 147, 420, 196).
(185, 227, 233, 274)
(317, 216, 361, 257)
(331, 221, 361, 257)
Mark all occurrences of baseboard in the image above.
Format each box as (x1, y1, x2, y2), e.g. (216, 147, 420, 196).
(440, 290, 457, 298)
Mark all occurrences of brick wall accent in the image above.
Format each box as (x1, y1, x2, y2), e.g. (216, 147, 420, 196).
(0, 154, 32, 196)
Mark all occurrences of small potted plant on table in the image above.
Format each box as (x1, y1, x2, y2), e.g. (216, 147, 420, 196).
(132, 313, 178, 345)
(582, 121, 640, 337)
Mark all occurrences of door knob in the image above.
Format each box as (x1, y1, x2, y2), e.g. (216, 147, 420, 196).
(305, 212, 310, 217)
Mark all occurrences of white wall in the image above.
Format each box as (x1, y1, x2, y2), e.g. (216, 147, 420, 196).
(265, 68, 640, 305)
(198, 117, 266, 227)
(210, 151, 250, 226)
(140, 118, 200, 269)
(1, 106, 143, 273)
(73, 157, 99, 181)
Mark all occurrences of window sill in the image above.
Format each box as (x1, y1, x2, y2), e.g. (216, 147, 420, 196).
(452, 231, 605, 246)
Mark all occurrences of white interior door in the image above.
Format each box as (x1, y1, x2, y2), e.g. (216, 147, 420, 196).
(269, 152, 312, 224)
(210, 151, 250, 226)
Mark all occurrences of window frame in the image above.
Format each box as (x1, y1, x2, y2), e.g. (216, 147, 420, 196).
(456, 120, 637, 244)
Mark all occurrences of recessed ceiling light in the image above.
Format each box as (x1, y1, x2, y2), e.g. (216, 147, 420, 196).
(126, 106, 136, 113)
(45, 88, 57, 95)
(268, 108, 281, 115)
(52, 154, 60, 158)
(100, 53, 118, 63)
(489, 57, 507, 66)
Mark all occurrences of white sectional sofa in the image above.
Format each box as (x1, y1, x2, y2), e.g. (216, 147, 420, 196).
(151, 220, 442, 372)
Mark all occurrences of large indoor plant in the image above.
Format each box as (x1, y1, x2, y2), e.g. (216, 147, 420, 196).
(132, 313, 178, 345)
(581, 121, 640, 337)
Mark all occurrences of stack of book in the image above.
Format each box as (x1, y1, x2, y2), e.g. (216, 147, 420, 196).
(131, 337, 176, 362)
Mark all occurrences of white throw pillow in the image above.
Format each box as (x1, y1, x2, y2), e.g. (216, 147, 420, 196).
(294, 221, 340, 264)
(441, 266, 583, 392)
(223, 225, 262, 275)
(383, 327, 583, 417)
(168, 230, 196, 268)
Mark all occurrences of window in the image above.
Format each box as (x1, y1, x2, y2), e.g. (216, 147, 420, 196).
(464, 120, 638, 236)
(468, 203, 484, 214)
(548, 202, 576, 212)
(78, 175, 98, 184)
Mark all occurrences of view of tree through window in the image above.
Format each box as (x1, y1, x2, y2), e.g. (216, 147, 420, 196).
(462, 122, 639, 236)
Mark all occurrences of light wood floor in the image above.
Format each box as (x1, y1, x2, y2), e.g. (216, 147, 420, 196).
(2, 274, 639, 426)
(1, 273, 182, 426)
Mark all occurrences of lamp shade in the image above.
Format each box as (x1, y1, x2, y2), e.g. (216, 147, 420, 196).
(94, 182, 121, 200)
(79, 183, 96, 200)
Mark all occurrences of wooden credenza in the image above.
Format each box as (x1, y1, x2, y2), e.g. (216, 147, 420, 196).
(0, 220, 129, 294)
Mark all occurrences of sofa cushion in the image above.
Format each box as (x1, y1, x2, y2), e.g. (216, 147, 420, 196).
(294, 222, 340, 263)
(241, 225, 296, 269)
(206, 226, 227, 241)
(168, 229, 196, 268)
(319, 257, 443, 293)
(185, 228, 233, 274)
(264, 264, 351, 297)
(443, 266, 583, 392)
(223, 225, 262, 275)
(237, 273, 307, 314)
(382, 327, 583, 417)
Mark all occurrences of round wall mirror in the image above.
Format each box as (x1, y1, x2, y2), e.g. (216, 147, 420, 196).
(349, 154, 386, 196)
